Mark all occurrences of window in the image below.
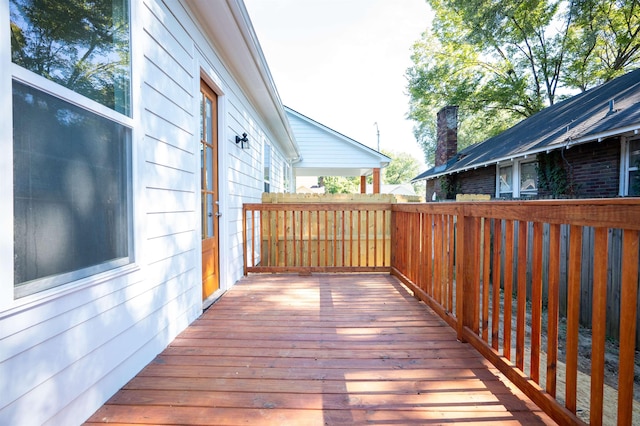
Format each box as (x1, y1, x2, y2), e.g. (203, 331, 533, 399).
(496, 160, 538, 198)
(622, 138, 640, 196)
(10, 0, 132, 297)
(10, 0, 131, 115)
(498, 165, 513, 197)
(264, 143, 271, 193)
(519, 162, 538, 195)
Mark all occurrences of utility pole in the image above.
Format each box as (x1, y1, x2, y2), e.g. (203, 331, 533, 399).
(374, 122, 380, 151)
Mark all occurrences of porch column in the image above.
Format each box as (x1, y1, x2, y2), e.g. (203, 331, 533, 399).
(360, 176, 366, 193)
(372, 168, 380, 194)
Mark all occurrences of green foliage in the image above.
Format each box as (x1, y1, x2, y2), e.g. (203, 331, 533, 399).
(439, 175, 460, 199)
(382, 150, 425, 195)
(407, 0, 640, 166)
(320, 176, 359, 194)
(10, 0, 130, 114)
(536, 151, 568, 197)
(382, 150, 420, 183)
(320, 151, 425, 195)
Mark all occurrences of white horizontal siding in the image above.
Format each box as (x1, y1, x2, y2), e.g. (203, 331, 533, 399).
(1, 0, 295, 424)
(289, 113, 382, 169)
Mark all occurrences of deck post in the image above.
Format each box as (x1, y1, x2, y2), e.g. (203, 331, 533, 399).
(459, 210, 480, 341)
(360, 176, 366, 193)
(373, 168, 380, 194)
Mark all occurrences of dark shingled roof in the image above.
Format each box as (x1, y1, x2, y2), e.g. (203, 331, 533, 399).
(413, 68, 640, 182)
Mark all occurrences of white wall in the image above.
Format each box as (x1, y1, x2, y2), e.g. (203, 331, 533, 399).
(288, 111, 384, 169)
(0, 0, 291, 424)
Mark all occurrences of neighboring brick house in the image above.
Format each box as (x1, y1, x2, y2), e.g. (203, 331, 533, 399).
(413, 69, 640, 200)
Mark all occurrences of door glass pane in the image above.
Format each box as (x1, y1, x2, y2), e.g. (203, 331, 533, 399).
(201, 193, 206, 240)
(200, 144, 205, 189)
(207, 193, 214, 238)
(206, 99, 213, 143)
(206, 146, 213, 190)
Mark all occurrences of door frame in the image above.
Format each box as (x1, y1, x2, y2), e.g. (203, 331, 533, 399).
(199, 70, 227, 306)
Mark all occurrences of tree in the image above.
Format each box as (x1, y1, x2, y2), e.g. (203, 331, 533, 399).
(382, 150, 425, 194)
(320, 176, 360, 194)
(10, 0, 130, 113)
(320, 151, 424, 194)
(407, 0, 640, 166)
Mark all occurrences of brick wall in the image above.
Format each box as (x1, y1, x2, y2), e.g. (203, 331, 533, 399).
(457, 167, 495, 196)
(562, 138, 620, 197)
(425, 166, 495, 200)
(426, 137, 622, 201)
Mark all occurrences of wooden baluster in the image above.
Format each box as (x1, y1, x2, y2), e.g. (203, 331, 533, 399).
(617, 229, 639, 424)
(316, 209, 321, 267)
(333, 210, 338, 266)
(492, 219, 502, 350)
(381, 209, 386, 267)
(307, 209, 312, 267)
(503, 219, 514, 360)
(482, 218, 490, 343)
(565, 224, 582, 414)
(590, 227, 608, 426)
(374, 209, 378, 267)
(425, 213, 433, 296)
(447, 215, 455, 309)
(546, 223, 561, 396)
(461, 214, 480, 336)
(531, 222, 543, 383)
(516, 221, 527, 371)
(434, 215, 443, 301)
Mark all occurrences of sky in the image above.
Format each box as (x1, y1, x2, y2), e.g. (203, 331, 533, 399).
(243, 0, 433, 167)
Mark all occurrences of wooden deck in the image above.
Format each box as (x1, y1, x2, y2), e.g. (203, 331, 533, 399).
(85, 274, 556, 425)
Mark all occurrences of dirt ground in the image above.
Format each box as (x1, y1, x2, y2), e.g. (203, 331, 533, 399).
(510, 308, 640, 425)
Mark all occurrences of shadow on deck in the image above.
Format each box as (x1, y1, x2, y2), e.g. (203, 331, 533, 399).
(85, 274, 556, 425)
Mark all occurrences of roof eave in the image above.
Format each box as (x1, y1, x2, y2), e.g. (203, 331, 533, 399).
(413, 123, 640, 182)
(184, 0, 300, 159)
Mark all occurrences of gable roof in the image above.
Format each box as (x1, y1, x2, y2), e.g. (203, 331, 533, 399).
(413, 68, 640, 182)
(286, 107, 391, 177)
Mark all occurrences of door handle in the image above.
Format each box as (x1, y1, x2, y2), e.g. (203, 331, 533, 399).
(215, 212, 222, 217)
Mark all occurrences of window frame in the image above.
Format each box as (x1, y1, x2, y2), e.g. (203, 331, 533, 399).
(264, 143, 271, 193)
(620, 136, 640, 196)
(6, 0, 136, 301)
(496, 159, 538, 198)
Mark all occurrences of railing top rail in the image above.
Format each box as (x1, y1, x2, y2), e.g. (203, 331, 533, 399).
(392, 199, 640, 230)
(244, 202, 393, 212)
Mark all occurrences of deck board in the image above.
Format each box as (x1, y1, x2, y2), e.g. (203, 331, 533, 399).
(85, 274, 556, 425)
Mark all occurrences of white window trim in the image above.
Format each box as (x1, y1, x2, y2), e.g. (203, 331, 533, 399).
(4, 0, 139, 308)
(620, 136, 640, 196)
(0, 0, 14, 309)
(496, 158, 538, 198)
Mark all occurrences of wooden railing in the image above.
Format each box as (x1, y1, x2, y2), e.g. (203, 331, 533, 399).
(392, 200, 640, 426)
(243, 203, 392, 274)
(243, 198, 640, 425)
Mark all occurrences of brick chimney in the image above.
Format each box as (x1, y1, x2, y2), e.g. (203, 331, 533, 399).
(435, 106, 458, 167)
